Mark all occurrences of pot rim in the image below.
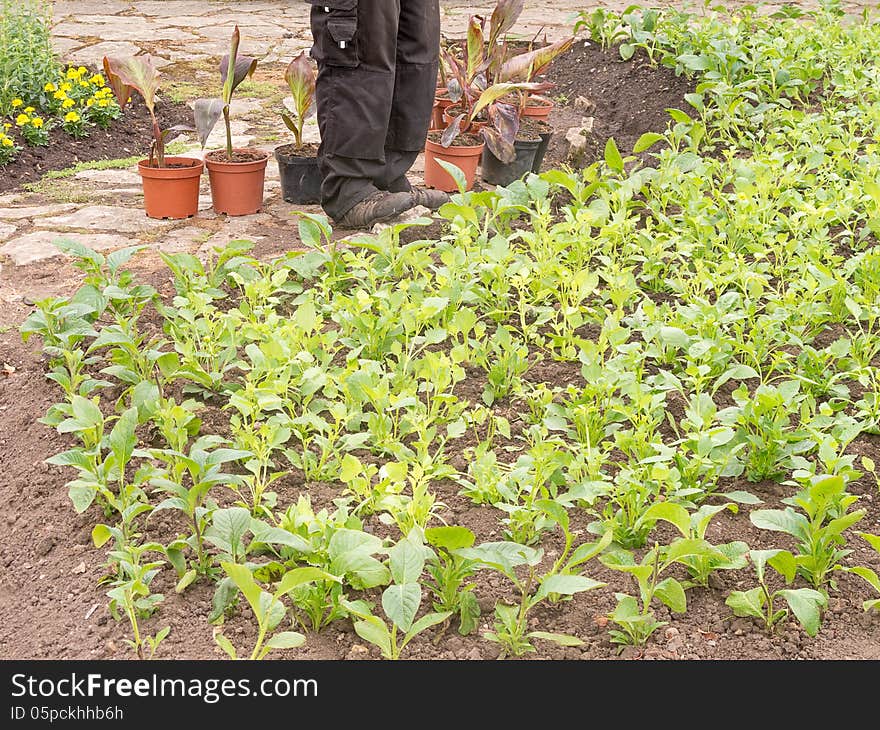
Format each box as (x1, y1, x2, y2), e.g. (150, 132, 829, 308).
(137, 156, 204, 178)
(204, 148, 270, 166)
(425, 137, 485, 154)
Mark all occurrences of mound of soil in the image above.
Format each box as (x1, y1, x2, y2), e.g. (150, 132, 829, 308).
(0, 96, 194, 194)
(541, 40, 694, 169)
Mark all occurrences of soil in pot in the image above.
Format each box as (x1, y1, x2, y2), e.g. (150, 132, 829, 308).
(481, 119, 544, 186)
(424, 130, 484, 192)
(522, 96, 554, 121)
(442, 105, 489, 132)
(137, 156, 204, 220)
(275, 142, 322, 205)
(204, 148, 270, 216)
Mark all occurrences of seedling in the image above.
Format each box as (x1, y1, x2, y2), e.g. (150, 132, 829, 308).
(726, 549, 828, 636)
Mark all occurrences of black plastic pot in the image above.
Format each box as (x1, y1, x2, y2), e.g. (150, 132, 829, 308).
(532, 130, 553, 174)
(275, 144, 322, 204)
(481, 138, 542, 186)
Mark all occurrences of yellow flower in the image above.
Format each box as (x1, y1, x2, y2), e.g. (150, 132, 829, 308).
(62, 98, 75, 109)
(24, 106, 35, 113)
(15, 113, 29, 126)
(77, 66, 87, 75)
(89, 74, 105, 86)
(64, 111, 80, 123)
(31, 117, 44, 128)
(44, 82, 56, 92)
(11, 99, 23, 108)
(98, 99, 109, 107)
(1, 137, 13, 148)
(79, 80, 90, 88)
(53, 90, 67, 100)
(60, 82, 72, 93)
(3, 123, 10, 129)
(86, 98, 94, 107)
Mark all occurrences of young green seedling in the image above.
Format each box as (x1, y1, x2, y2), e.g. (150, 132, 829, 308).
(341, 530, 450, 660)
(843, 532, 880, 612)
(726, 549, 828, 636)
(215, 562, 337, 660)
(424, 525, 481, 636)
(749, 474, 865, 591)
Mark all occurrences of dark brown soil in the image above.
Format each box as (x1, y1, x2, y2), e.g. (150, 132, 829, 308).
(0, 96, 195, 194)
(274, 142, 320, 158)
(1, 41, 879, 663)
(205, 148, 271, 164)
(427, 130, 483, 147)
(541, 40, 694, 169)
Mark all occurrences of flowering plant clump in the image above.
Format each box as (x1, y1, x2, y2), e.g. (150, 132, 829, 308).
(13, 102, 50, 145)
(41, 66, 121, 130)
(0, 123, 19, 165)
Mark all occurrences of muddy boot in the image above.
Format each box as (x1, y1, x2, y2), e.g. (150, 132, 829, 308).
(334, 191, 415, 229)
(410, 187, 451, 211)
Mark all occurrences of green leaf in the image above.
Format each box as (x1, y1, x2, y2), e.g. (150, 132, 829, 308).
(405, 611, 452, 642)
(175, 569, 198, 593)
(633, 132, 665, 153)
(778, 589, 826, 637)
(846, 566, 880, 595)
(265, 631, 306, 650)
(352, 616, 392, 658)
(69, 483, 96, 513)
(750, 509, 808, 540)
(642, 502, 692, 537)
(725, 588, 765, 619)
(459, 592, 480, 636)
(457, 542, 542, 577)
(92, 524, 113, 548)
(389, 535, 426, 585)
(108, 407, 138, 468)
(436, 159, 468, 194)
(276, 567, 337, 596)
(859, 532, 880, 553)
(654, 577, 687, 613)
(528, 631, 584, 647)
(722, 490, 763, 505)
(214, 633, 238, 660)
(425, 526, 475, 552)
(381, 583, 422, 633)
(221, 562, 263, 620)
(207, 508, 252, 554)
(767, 549, 798, 585)
(604, 137, 624, 173)
(534, 574, 605, 603)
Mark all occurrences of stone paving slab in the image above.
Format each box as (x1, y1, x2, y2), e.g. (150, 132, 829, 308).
(0, 222, 17, 243)
(35, 205, 174, 234)
(0, 204, 80, 221)
(0, 232, 125, 266)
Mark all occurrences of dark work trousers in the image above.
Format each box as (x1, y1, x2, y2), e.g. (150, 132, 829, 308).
(307, 0, 440, 221)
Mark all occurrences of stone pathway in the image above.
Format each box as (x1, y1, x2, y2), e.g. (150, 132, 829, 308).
(0, 0, 874, 281)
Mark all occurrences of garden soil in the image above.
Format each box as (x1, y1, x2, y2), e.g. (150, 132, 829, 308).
(1, 45, 879, 661)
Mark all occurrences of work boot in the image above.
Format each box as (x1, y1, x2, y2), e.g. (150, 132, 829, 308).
(410, 187, 451, 211)
(334, 191, 415, 229)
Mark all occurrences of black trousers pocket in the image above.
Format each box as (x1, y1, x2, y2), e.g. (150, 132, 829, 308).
(308, 1, 360, 68)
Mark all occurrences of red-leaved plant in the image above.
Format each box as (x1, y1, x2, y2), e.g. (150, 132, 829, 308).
(281, 51, 317, 151)
(103, 55, 194, 168)
(193, 25, 259, 160)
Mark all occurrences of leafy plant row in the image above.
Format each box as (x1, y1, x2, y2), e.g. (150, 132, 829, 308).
(21, 2, 880, 658)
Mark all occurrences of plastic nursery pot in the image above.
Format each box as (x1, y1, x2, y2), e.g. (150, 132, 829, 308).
(137, 156, 204, 220)
(204, 148, 270, 216)
(424, 135, 484, 193)
(481, 138, 542, 187)
(532, 130, 553, 174)
(521, 98, 554, 121)
(274, 144, 322, 205)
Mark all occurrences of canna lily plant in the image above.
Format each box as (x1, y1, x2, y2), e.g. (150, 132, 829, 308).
(102, 55, 194, 167)
(194, 25, 259, 160)
(439, 1, 572, 162)
(280, 51, 317, 151)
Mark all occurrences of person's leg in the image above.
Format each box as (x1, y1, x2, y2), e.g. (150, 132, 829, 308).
(310, 0, 413, 222)
(373, 0, 441, 194)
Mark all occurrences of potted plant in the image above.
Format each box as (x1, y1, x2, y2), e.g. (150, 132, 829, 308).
(194, 25, 269, 216)
(274, 52, 321, 205)
(103, 55, 200, 219)
(426, 16, 548, 192)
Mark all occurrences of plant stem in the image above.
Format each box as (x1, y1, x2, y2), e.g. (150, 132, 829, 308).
(224, 105, 233, 161)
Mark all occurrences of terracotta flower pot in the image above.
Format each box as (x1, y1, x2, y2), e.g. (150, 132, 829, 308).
(137, 156, 204, 220)
(442, 106, 487, 133)
(432, 88, 456, 131)
(204, 149, 270, 216)
(522, 97, 554, 121)
(424, 137, 484, 192)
